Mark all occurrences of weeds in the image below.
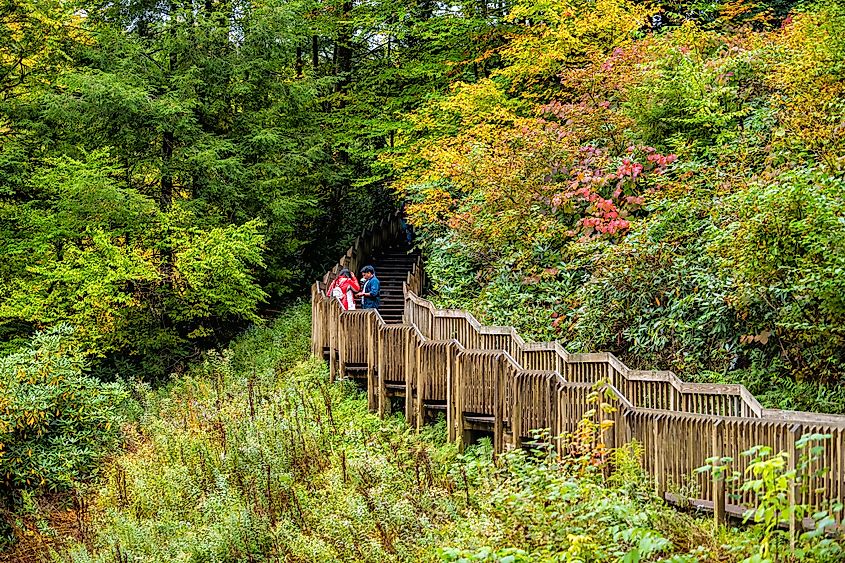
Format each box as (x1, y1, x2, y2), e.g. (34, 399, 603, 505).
(57, 304, 841, 562)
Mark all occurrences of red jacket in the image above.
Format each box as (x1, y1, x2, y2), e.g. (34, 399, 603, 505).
(326, 276, 361, 310)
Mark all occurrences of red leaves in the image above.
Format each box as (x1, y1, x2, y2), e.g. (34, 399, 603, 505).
(646, 152, 678, 167)
(616, 158, 643, 179)
(543, 143, 678, 240)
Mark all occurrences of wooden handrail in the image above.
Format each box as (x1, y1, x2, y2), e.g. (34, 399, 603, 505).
(312, 218, 845, 525)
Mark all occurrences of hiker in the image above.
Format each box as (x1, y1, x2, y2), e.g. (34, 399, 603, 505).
(357, 265, 380, 310)
(326, 269, 360, 310)
(399, 202, 413, 246)
(399, 217, 413, 246)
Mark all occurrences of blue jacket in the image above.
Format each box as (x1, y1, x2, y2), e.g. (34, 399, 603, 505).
(361, 276, 381, 309)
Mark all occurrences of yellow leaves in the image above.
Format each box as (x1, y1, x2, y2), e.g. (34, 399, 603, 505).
(763, 9, 845, 160)
(15, 409, 48, 429)
(717, 0, 776, 27)
(498, 0, 650, 97)
(408, 80, 520, 134)
(406, 188, 456, 225)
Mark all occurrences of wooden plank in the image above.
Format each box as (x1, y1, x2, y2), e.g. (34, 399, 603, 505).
(713, 420, 726, 525)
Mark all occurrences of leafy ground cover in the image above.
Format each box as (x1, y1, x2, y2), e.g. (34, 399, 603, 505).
(2, 304, 831, 563)
(4, 0, 845, 560)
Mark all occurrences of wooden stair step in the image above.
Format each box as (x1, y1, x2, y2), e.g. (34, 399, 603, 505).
(464, 415, 495, 423)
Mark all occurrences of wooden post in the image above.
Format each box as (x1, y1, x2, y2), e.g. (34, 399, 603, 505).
(446, 344, 455, 442)
(329, 304, 337, 383)
(337, 313, 345, 379)
(405, 330, 414, 423)
(493, 357, 503, 455)
(511, 374, 522, 449)
(597, 382, 605, 451)
(789, 423, 802, 548)
(555, 350, 563, 381)
(653, 416, 665, 498)
(554, 385, 563, 457)
(378, 328, 386, 418)
(367, 316, 376, 413)
(415, 344, 424, 430)
(455, 352, 464, 451)
(548, 376, 558, 451)
(712, 420, 726, 526)
(311, 287, 318, 357)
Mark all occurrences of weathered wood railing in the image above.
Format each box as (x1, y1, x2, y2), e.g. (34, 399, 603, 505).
(312, 215, 845, 526)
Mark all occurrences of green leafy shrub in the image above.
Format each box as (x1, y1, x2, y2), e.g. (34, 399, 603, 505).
(399, 1, 845, 413)
(713, 169, 845, 381)
(699, 434, 845, 563)
(0, 324, 133, 545)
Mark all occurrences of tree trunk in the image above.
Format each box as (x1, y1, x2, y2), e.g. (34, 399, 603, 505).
(161, 130, 174, 211)
(336, 1, 352, 93)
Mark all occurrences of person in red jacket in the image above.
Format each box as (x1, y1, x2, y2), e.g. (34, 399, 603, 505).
(326, 269, 360, 310)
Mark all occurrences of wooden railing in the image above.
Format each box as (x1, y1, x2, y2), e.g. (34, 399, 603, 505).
(312, 215, 845, 526)
(310, 213, 403, 367)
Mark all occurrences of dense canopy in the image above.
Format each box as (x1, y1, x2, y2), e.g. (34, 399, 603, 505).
(3, 0, 845, 558)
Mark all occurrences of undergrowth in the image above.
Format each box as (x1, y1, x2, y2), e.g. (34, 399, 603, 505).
(54, 304, 840, 562)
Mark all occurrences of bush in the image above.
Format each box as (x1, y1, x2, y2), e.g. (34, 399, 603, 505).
(398, 1, 845, 413)
(0, 324, 133, 545)
(713, 169, 845, 381)
(0, 324, 132, 496)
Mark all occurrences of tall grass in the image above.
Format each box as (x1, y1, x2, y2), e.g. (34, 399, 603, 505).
(62, 303, 840, 562)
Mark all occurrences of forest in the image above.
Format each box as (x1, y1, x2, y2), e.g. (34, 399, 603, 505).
(2, 0, 845, 559)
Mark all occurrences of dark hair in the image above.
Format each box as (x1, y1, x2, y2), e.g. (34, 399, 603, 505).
(339, 268, 351, 278)
(361, 265, 375, 275)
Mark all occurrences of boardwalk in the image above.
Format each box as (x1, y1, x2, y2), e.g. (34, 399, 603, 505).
(312, 213, 845, 527)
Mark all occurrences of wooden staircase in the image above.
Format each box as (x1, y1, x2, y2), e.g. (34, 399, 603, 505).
(312, 212, 845, 526)
(336, 238, 421, 415)
(364, 240, 419, 324)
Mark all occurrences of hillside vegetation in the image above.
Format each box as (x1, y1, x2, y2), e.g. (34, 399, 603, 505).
(16, 305, 838, 562)
(4, 0, 845, 559)
(393, 0, 845, 413)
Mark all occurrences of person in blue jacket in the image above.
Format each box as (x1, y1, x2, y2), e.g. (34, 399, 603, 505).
(357, 265, 381, 309)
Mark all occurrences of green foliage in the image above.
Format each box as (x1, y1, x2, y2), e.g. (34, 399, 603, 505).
(569, 197, 737, 374)
(0, 324, 132, 501)
(621, 23, 757, 151)
(400, 0, 845, 413)
(65, 304, 467, 562)
(699, 434, 844, 562)
(51, 304, 818, 562)
(1, 0, 402, 377)
(170, 219, 268, 329)
(0, 151, 268, 375)
(713, 169, 845, 380)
